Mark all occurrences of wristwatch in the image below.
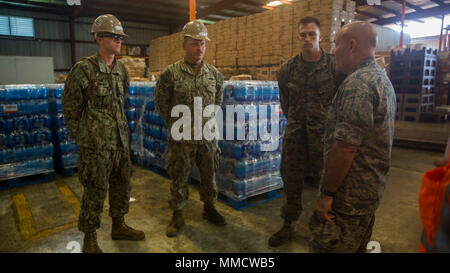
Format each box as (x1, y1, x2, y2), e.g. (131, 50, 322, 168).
(321, 187, 337, 198)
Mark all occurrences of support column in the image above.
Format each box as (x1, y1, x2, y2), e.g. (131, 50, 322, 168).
(190, 0, 196, 21)
(70, 16, 76, 66)
(399, 0, 406, 48)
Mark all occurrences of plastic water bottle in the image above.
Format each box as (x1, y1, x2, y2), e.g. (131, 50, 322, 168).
(4, 148, 14, 163)
(128, 121, 136, 133)
(234, 160, 250, 179)
(154, 140, 160, 153)
(0, 87, 7, 101)
(13, 131, 27, 146)
(223, 82, 235, 104)
(262, 82, 273, 101)
(234, 81, 247, 102)
(13, 116, 27, 131)
(19, 86, 31, 100)
(161, 127, 168, 141)
(62, 153, 77, 167)
(272, 81, 280, 101)
(246, 82, 256, 102)
(145, 100, 155, 111)
(128, 83, 137, 96)
(126, 108, 137, 121)
(159, 142, 165, 154)
(25, 145, 35, 160)
(56, 85, 63, 99)
(143, 124, 150, 137)
(255, 82, 263, 102)
(52, 100, 61, 113)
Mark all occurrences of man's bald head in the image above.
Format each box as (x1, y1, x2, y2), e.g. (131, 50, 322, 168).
(338, 21, 377, 50)
(333, 21, 378, 74)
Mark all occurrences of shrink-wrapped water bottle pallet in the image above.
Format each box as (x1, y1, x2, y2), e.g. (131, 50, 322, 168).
(0, 171, 55, 190)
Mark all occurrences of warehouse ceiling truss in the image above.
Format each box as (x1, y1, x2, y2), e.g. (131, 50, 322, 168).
(0, 0, 448, 30)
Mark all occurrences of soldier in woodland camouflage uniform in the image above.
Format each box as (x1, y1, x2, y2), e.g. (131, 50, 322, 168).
(155, 20, 225, 237)
(62, 14, 145, 253)
(269, 17, 341, 247)
(309, 22, 396, 253)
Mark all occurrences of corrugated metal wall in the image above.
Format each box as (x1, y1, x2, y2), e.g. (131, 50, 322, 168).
(372, 24, 411, 52)
(0, 8, 169, 71)
(410, 36, 440, 50)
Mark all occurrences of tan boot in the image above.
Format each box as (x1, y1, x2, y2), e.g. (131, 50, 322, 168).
(111, 217, 145, 241)
(268, 221, 295, 247)
(203, 202, 226, 226)
(166, 210, 185, 237)
(82, 232, 103, 253)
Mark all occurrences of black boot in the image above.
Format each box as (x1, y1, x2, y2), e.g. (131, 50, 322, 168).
(203, 202, 226, 226)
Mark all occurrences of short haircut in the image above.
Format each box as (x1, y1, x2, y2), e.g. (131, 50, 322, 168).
(298, 16, 320, 29)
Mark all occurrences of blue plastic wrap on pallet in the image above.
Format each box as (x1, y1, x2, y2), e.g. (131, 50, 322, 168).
(0, 156, 54, 180)
(61, 153, 78, 167)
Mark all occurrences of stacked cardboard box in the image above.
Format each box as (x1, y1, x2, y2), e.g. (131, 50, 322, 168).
(148, 0, 356, 74)
(127, 46, 142, 56)
(54, 73, 67, 83)
(118, 56, 147, 78)
(120, 45, 127, 56)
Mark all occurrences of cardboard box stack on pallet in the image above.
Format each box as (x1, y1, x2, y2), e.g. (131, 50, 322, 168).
(118, 56, 147, 81)
(148, 0, 355, 80)
(437, 51, 450, 106)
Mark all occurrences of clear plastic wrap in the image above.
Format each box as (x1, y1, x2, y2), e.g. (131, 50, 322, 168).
(0, 84, 55, 180)
(46, 84, 78, 170)
(126, 80, 287, 202)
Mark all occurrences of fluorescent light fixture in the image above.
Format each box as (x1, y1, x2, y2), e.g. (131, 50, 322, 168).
(198, 19, 215, 24)
(382, 13, 396, 18)
(267, 1, 283, 7)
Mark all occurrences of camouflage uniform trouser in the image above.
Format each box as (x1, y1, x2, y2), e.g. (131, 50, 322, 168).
(309, 210, 375, 253)
(77, 147, 131, 233)
(280, 132, 324, 222)
(167, 141, 219, 211)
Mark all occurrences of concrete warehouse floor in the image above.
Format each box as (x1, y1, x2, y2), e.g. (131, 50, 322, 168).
(0, 147, 443, 253)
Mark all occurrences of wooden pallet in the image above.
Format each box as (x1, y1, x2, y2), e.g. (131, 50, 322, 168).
(0, 171, 55, 190)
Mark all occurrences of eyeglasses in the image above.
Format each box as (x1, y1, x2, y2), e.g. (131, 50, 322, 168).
(98, 33, 125, 42)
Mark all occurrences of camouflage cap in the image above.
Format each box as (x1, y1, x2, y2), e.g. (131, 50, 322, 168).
(182, 20, 210, 41)
(91, 14, 127, 37)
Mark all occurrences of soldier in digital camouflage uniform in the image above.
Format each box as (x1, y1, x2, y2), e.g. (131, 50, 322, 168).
(268, 17, 341, 247)
(155, 20, 225, 237)
(309, 22, 396, 253)
(62, 14, 145, 253)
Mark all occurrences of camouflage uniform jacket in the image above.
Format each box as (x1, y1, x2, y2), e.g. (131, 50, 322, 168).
(323, 57, 396, 216)
(62, 52, 130, 151)
(155, 59, 224, 144)
(277, 49, 338, 139)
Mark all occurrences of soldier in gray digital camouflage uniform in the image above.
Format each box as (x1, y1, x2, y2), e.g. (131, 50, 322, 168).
(62, 14, 145, 253)
(155, 20, 225, 237)
(309, 21, 396, 253)
(269, 17, 341, 247)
